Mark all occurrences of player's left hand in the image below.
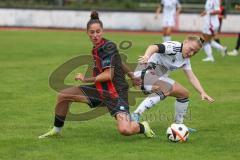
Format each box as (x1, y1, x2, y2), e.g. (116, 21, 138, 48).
(201, 92, 215, 103)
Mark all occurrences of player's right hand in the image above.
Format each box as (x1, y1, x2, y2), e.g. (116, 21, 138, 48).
(201, 92, 215, 103)
(75, 73, 85, 82)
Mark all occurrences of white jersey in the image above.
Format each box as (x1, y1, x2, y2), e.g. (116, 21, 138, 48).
(134, 41, 191, 91)
(161, 0, 181, 27)
(202, 0, 220, 34)
(149, 41, 191, 75)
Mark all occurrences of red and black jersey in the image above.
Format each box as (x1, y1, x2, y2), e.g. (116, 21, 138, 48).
(218, 5, 226, 32)
(91, 38, 129, 99)
(219, 5, 226, 20)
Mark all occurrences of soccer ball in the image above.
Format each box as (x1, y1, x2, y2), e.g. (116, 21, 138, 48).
(166, 123, 189, 142)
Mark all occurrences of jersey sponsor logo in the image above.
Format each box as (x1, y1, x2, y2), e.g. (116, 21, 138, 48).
(120, 106, 125, 111)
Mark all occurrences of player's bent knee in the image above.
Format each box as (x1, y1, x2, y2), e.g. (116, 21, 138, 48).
(57, 93, 67, 101)
(117, 125, 132, 136)
(57, 92, 75, 103)
(182, 89, 189, 98)
(171, 84, 189, 99)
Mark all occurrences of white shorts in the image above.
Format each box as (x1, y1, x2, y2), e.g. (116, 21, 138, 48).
(143, 74, 175, 91)
(202, 20, 220, 35)
(162, 16, 175, 28)
(134, 67, 175, 92)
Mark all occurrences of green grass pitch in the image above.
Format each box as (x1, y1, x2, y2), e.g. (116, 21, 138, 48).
(0, 29, 239, 160)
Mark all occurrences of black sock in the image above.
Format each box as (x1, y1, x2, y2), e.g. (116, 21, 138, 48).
(214, 38, 221, 44)
(54, 114, 66, 127)
(236, 34, 240, 50)
(139, 123, 145, 134)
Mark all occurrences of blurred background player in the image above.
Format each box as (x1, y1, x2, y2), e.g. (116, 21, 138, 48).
(131, 36, 214, 129)
(228, 33, 240, 56)
(39, 11, 155, 139)
(213, 0, 226, 44)
(155, 0, 181, 42)
(201, 0, 227, 62)
(228, 4, 240, 56)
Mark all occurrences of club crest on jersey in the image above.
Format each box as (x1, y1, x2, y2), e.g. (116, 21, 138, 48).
(120, 106, 125, 110)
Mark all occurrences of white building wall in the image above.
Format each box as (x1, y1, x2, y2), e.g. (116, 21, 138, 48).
(0, 9, 239, 33)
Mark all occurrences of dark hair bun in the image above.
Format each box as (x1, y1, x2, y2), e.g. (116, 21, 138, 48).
(91, 11, 99, 20)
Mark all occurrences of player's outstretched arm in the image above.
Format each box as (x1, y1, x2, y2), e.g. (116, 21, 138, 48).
(183, 69, 215, 103)
(75, 68, 114, 83)
(138, 45, 159, 63)
(121, 63, 142, 86)
(122, 62, 133, 78)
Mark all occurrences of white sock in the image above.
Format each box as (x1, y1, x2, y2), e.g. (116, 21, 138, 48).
(53, 126, 62, 133)
(211, 40, 224, 52)
(203, 42, 214, 59)
(134, 93, 163, 115)
(174, 98, 189, 124)
(163, 36, 171, 42)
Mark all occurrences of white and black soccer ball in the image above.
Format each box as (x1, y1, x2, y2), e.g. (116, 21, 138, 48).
(166, 123, 189, 142)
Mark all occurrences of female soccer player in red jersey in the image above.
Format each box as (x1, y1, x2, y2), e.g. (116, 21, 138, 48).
(39, 11, 155, 139)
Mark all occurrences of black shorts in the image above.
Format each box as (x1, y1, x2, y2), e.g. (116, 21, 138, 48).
(79, 85, 129, 117)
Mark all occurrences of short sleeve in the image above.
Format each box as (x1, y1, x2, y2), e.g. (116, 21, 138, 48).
(100, 42, 118, 69)
(156, 42, 182, 55)
(101, 55, 112, 69)
(183, 58, 192, 70)
(155, 43, 166, 53)
(162, 42, 181, 55)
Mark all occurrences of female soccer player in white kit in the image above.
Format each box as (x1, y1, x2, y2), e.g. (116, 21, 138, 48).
(155, 0, 181, 42)
(131, 36, 214, 127)
(201, 0, 227, 62)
